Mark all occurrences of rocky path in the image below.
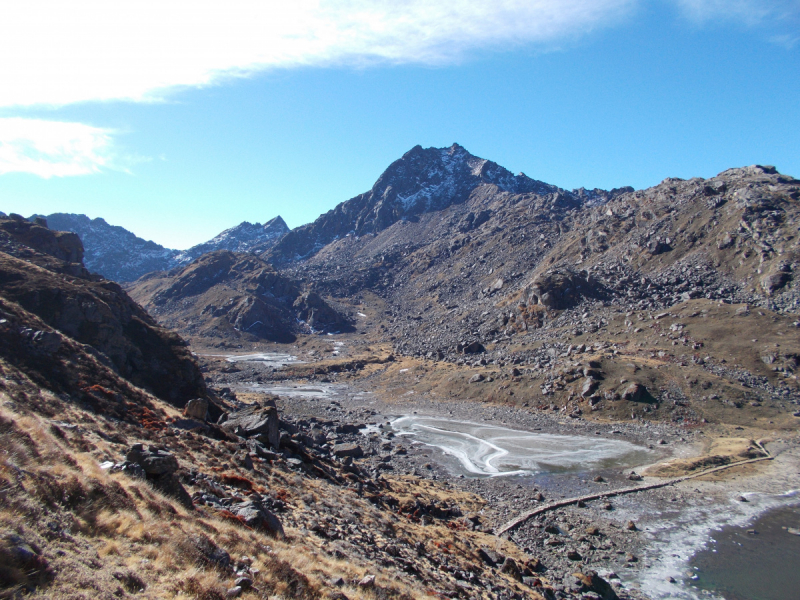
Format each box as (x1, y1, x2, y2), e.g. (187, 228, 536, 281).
(496, 440, 774, 535)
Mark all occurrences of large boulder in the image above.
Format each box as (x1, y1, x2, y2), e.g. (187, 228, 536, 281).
(126, 444, 178, 476)
(526, 268, 596, 310)
(222, 405, 280, 449)
(230, 498, 284, 537)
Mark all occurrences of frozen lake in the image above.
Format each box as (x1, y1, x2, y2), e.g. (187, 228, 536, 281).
(390, 416, 652, 478)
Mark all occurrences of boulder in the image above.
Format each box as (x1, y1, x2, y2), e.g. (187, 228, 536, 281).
(581, 377, 599, 398)
(222, 406, 280, 449)
(333, 443, 364, 459)
(183, 398, 209, 421)
(761, 272, 790, 294)
(126, 444, 179, 476)
(572, 571, 618, 600)
(500, 557, 522, 581)
(29, 330, 63, 354)
(621, 383, 646, 402)
(230, 500, 284, 537)
(526, 268, 596, 310)
(461, 341, 485, 354)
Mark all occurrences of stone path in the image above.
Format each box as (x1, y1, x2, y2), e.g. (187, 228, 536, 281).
(495, 440, 773, 535)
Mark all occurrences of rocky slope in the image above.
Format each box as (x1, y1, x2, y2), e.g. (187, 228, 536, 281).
(0, 213, 212, 408)
(274, 161, 800, 428)
(267, 143, 630, 265)
(128, 250, 352, 343)
(40, 213, 289, 282)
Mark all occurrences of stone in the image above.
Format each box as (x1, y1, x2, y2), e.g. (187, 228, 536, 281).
(183, 398, 208, 421)
(333, 443, 364, 458)
(30, 330, 63, 354)
(581, 377, 599, 398)
(567, 550, 582, 561)
(585, 526, 600, 536)
(223, 406, 280, 449)
(761, 272, 790, 294)
(626, 521, 637, 531)
(478, 548, 503, 567)
(621, 383, 646, 402)
(527, 268, 595, 310)
(500, 557, 522, 581)
(358, 575, 375, 587)
(226, 586, 242, 598)
(191, 535, 230, 568)
(572, 571, 618, 600)
(125, 445, 179, 475)
(234, 577, 253, 590)
(462, 341, 485, 354)
(469, 373, 485, 383)
(140, 450, 179, 476)
(230, 501, 284, 537)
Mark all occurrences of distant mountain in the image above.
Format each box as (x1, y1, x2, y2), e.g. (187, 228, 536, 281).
(267, 143, 630, 264)
(42, 213, 182, 283)
(38, 213, 289, 282)
(175, 216, 289, 264)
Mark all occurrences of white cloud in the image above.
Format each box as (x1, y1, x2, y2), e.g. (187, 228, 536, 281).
(0, 118, 117, 178)
(0, 0, 636, 107)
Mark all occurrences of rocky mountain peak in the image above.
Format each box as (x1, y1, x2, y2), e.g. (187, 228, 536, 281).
(368, 143, 555, 214)
(268, 144, 570, 264)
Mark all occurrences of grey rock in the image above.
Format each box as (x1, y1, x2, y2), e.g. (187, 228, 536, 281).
(183, 398, 208, 421)
(333, 443, 364, 458)
(223, 406, 280, 449)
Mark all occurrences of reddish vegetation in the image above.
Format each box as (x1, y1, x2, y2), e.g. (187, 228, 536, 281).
(220, 473, 254, 491)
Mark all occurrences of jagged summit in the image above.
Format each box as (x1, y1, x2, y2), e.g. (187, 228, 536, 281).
(370, 143, 557, 213)
(268, 143, 595, 264)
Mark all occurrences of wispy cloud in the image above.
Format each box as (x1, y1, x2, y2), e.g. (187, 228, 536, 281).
(672, 0, 800, 26)
(0, 0, 636, 107)
(0, 118, 118, 178)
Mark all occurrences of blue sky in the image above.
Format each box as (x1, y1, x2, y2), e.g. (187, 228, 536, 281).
(1, 0, 798, 249)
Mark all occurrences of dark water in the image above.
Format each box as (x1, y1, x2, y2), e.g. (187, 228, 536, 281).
(688, 504, 800, 600)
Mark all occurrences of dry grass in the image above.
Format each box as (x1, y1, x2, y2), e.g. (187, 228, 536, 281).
(643, 436, 764, 477)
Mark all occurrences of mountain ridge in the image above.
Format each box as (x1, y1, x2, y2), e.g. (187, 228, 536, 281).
(38, 213, 289, 282)
(267, 143, 632, 264)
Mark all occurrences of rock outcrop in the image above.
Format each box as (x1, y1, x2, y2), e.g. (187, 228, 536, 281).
(129, 250, 350, 342)
(0, 215, 212, 409)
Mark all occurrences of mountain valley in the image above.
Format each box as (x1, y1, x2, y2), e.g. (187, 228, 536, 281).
(2, 145, 800, 600)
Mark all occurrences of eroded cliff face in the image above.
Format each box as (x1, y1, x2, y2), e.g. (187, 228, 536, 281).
(0, 214, 211, 408)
